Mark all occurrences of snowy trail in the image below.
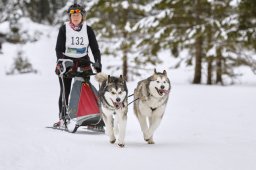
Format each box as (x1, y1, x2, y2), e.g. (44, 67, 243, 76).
(1, 73, 256, 170)
(0, 26, 255, 170)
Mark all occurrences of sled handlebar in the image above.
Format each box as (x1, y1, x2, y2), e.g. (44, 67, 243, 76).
(73, 61, 99, 78)
(73, 72, 96, 78)
(57, 60, 99, 78)
(62, 70, 97, 78)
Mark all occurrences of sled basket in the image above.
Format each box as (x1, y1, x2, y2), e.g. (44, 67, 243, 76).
(67, 75, 102, 126)
(75, 82, 101, 125)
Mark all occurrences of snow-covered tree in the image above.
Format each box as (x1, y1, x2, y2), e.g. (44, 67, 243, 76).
(87, 0, 149, 80)
(135, 0, 243, 85)
(237, 0, 256, 74)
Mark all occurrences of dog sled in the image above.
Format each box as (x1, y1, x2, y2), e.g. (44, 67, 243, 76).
(53, 59, 104, 133)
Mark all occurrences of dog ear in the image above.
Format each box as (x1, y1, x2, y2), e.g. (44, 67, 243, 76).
(120, 75, 126, 83)
(107, 75, 111, 83)
(154, 68, 157, 74)
(163, 70, 167, 76)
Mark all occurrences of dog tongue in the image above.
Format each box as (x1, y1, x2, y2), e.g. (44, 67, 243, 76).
(113, 101, 122, 109)
(160, 89, 169, 94)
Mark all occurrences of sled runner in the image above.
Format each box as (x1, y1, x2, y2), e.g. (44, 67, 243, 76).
(54, 59, 104, 133)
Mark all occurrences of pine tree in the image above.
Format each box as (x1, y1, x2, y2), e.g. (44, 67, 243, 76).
(25, 0, 50, 24)
(87, 0, 148, 80)
(6, 1, 25, 43)
(133, 0, 172, 69)
(238, 0, 256, 74)
(167, 0, 207, 84)
(209, 0, 242, 84)
(138, 0, 241, 85)
(238, 0, 256, 49)
(133, 0, 206, 83)
(0, 0, 4, 22)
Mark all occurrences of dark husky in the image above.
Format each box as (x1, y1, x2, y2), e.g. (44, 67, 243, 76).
(95, 73, 128, 147)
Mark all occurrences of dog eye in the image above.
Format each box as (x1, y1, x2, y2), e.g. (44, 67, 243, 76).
(111, 92, 115, 95)
(157, 81, 160, 83)
(118, 92, 122, 94)
(164, 81, 166, 83)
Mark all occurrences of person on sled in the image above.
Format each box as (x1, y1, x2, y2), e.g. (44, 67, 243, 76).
(54, 3, 102, 130)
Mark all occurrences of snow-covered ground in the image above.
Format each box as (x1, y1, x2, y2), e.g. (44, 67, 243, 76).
(0, 25, 256, 170)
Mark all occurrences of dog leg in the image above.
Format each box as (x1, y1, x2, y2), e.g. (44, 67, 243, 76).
(103, 115, 116, 144)
(137, 104, 153, 142)
(113, 116, 119, 136)
(136, 114, 150, 142)
(116, 113, 127, 147)
(144, 117, 161, 144)
(145, 117, 155, 144)
(146, 107, 165, 144)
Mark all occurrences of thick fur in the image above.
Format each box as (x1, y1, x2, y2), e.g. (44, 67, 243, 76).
(134, 69, 171, 144)
(95, 73, 128, 147)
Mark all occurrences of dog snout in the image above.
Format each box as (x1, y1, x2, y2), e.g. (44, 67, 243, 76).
(160, 85, 165, 89)
(116, 97, 121, 102)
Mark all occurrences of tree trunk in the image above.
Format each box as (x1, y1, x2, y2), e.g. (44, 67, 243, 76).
(193, 0, 202, 84)
(122, 29, 128, 80)
(122, 54, 128, 80)
(207, 56, 213, 85)
(216, 47, 223, 85)
(193, 34, 203, 84)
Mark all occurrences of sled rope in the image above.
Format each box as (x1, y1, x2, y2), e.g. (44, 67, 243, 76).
(127, 93, 140, 106)
(128, 97, 139, 106)
(128, 94, 134, 98)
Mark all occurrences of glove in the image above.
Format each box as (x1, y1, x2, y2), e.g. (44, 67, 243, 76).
(93, 61, 102, 73)
(64, 67, 76, 78)
(55, 63, 62, 75)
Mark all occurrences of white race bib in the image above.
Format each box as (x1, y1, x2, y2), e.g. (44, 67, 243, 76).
(64, 22, 89, 58)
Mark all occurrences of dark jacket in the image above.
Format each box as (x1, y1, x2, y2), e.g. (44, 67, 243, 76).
(55, 24, 101, 64)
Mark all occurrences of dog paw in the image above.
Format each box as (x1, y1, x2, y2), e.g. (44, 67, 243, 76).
(145, 138, 155, 144)
(118, 143, 125, 148)
(110, 139, 116, 144)
(147, 140, 155, 144)
(144, 133, 151, 140)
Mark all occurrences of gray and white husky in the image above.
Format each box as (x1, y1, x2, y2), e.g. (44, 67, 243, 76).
(95, 73, 128, 147)
(134, 69, 171, 144)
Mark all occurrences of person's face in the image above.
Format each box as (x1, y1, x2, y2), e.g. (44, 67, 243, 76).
(71, 13, 82, 26)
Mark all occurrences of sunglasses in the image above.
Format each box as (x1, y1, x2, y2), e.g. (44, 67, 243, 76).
(69, 9, 81, 14)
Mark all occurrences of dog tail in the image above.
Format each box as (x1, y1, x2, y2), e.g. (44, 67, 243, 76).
(95, 72, 108, 84)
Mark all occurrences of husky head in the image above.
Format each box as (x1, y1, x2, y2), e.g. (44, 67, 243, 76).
(148, 69, 171, 98)
(103, 75, 128, 109)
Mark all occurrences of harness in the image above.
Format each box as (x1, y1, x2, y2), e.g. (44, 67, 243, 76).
(151, 107, 157, 111)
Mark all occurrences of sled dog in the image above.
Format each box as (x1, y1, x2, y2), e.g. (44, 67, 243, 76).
(134, 69, 171, 144)
(95, 73, 128, 147)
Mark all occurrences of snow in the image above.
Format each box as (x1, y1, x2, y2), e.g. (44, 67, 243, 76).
(121, 1, 129, 9)
(0, 22, 256, 170)
(0, 21, 9, 34)
(207, 45, 216, 56)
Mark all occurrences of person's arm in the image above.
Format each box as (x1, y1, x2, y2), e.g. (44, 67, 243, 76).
(87, 26, 101, 65)
(55, 25, 66, 59)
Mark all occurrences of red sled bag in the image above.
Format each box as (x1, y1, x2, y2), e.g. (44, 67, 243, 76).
(68, 79, 102, 126)
(77, 83, 99, 117)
